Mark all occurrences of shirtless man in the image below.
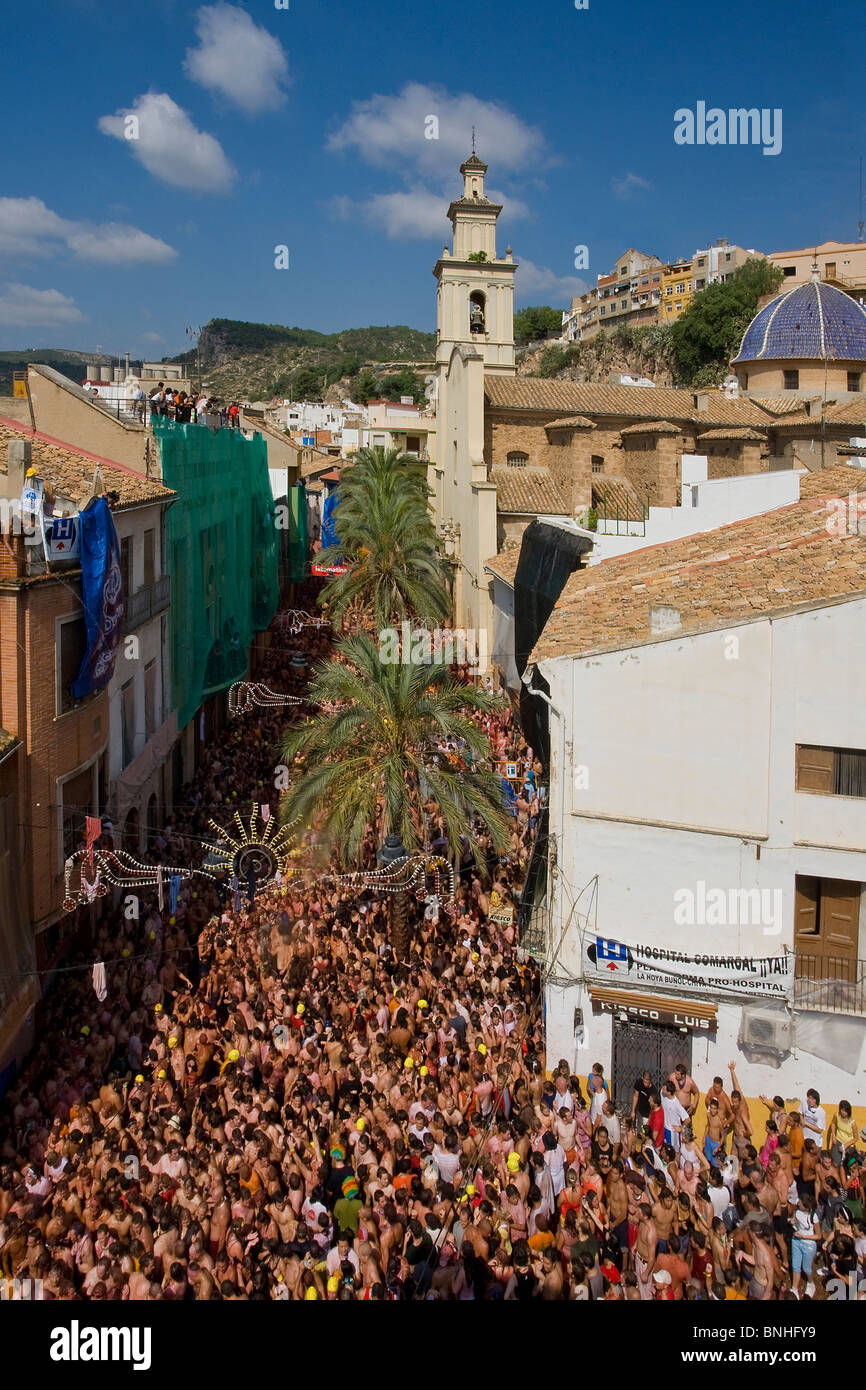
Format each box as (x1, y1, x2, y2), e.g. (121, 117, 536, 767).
(651, 1187, 678, 1254)
(737, 1222, 781, 1300)
(728, 1063, 753, 1158)
(605, 1160, 631, 1266)
(669, 1063, 700, 1117)
(703, 1099, 729, 1168)
(634, 1202, 658, 1300)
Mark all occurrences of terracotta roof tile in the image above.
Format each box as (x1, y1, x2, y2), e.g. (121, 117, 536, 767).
(796, 465, 866, 497)
(0, 420, 174, 511)
(484, 547, 522, 584)
(544, 415, 596, 430)
(620, 419, 681, 436)
(769, 399, 866, 429)
(530, 494, 866, 665)
(484, 377, 773, 425)
(750, 395, 808, 415)
(591, 475, 645, 516)
(696, 426, 767, 441)
(491, 468, 565, 515)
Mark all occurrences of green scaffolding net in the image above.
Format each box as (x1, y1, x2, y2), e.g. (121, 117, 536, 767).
(154, 420, 279, 732)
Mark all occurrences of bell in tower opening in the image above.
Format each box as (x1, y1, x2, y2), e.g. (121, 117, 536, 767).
(469, 291, 486, 335)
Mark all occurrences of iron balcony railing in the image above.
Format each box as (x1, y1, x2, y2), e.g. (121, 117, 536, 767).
(793, 955, 866, 1016)
(122, 575, 170, 633)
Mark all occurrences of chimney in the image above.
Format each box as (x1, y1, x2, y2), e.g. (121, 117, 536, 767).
(693, 390, 709, 413)
(6, 439, 32, 495)
(650, 605, 681, 635)
(805, 397, 824, 418)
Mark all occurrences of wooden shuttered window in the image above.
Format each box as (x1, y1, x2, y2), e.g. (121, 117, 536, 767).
(795, 874, 859, 968)
(796, 745, 866, 797)
(795, 745, 834, 792)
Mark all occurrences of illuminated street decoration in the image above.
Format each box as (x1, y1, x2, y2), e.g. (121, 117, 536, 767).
(274, 610, 329, 635)
(201, 804, 300, 888)
(228, 682, 304, 716)
(63, 851, 215, 912)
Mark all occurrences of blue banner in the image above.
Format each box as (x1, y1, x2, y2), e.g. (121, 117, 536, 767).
(71, 497, 124, 699)
(320, 483, 340, 549)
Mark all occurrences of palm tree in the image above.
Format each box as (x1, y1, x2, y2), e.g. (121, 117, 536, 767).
(279, 633, 510, 958)
(316, 446, 450, 629)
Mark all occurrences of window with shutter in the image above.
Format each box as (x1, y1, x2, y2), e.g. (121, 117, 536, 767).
(795, 874, 860, 977)
(795, 745, 834, 792)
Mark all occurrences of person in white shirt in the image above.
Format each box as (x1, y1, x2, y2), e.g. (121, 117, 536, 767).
(800, 1090, 827, 1146)
(661, 1082, 690, 1153)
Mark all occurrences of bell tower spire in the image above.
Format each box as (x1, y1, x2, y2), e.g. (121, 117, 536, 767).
(433, 151, 516, 376)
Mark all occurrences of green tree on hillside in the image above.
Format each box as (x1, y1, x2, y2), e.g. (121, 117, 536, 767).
(292, 364, 325, 400)
(353, 368, 380, 404)
(514, 305, 565, 345)
(378, 369, 426, 404)
(669, 258, 785, 386)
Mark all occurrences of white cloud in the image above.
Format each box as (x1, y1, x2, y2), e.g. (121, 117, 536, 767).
(0, 283, 85, 327)
(611, 171, 651, 200)
(65, 223, 176, 264)
(98, 93, 235, 193)
(330, 184, 530, 242)
(184, 3, 289, 115)
(141, 331, 164, 344)
(327, 84, 541, 242)
(328, 82, 546, 176)
(515, 258, 589, 305)
(0, 197, 176, 264)
(331, 189, 449, 240)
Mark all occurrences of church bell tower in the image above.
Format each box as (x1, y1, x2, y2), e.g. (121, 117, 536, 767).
(433, 151, 516, 376)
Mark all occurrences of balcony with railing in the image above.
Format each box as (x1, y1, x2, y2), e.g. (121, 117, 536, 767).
(793, 955, 866, 1015)
(122, 574, 170, 633)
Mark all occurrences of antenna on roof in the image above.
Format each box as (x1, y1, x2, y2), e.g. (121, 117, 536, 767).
(859, 157, 864, 242)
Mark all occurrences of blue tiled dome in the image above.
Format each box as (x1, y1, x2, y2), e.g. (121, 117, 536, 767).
(733, 278, 866, 363)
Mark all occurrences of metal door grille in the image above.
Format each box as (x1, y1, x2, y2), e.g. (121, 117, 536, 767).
(612, 1019, 691, 1115)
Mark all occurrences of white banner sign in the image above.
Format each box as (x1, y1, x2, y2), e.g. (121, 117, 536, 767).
(584, 935, 793, 1001)
(45, 514, 81, 562)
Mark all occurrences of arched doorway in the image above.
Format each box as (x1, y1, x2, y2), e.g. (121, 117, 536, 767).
(123, 807, 140, 855)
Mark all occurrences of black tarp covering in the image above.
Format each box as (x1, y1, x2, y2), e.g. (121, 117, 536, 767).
(514, 521, 591, 772)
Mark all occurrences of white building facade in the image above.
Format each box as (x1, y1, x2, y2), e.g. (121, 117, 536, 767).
(531, 503, 866, 1117)
(107, 498, 175, 853)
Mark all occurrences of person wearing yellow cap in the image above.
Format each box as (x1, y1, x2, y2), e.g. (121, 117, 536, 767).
(326, 1274, 341, 1294)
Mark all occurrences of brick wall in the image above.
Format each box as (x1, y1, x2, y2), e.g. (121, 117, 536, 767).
(1, 577, 108, 929)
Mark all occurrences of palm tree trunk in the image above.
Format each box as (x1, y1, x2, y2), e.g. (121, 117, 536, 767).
(390, 888, 410, 962)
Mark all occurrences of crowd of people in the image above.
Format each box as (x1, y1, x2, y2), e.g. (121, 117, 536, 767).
(145, 385, 241, 429)
(1, 603, 864, 1302)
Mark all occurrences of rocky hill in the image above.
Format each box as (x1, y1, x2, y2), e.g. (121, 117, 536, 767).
(171, 318, 437, 402)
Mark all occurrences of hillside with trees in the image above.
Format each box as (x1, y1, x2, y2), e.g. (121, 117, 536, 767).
(171, 319, 438, 402)
(521, 259, 786, 389)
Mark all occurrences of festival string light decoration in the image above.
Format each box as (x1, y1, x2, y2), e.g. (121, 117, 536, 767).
(201, 803, 300, 889)
(228, 682, 304, 717)
(63, 851, 215, 913)
(274, 610, 329, 635)
(329, 853, 456, 900)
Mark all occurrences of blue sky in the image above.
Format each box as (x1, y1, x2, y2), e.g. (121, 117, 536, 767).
(1, 0, 862, 356)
